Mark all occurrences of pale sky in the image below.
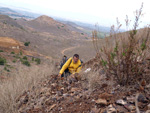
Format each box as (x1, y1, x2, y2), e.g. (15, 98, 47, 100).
(0, 0, 150, 28)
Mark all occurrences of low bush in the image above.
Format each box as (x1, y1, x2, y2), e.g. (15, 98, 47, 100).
(21, 60, 30, 67)
(23, 56, 28, 60)
(35, 58, 41, 64)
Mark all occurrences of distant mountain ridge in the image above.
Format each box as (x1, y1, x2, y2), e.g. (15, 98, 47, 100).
(0, 7, 39, 19)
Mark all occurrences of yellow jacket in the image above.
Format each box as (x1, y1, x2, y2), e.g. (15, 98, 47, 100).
(59, 57, 82, 74)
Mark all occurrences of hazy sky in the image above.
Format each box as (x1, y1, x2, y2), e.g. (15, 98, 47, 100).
(0, 0, 150, 28)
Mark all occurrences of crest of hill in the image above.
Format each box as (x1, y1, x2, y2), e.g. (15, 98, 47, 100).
(34, 15, 57, 25)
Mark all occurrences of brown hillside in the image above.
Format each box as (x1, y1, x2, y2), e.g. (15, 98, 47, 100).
(0, 15, 94, 61)
(17, 15, 87, 39)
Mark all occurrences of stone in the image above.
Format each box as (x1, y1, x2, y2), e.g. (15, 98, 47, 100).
(91, 107, 100, 113)
(128, 105, 136, 111)
(70, 87, 80, 92)
(126, 96, 135, 104)
(148, 104, 150, 110)
(107, 104, 117, 113)
(124, 104, 136, 112)
(48, 104, 56, 111)
(63, 93, 70, 98)
(84, 68, 91, 73)
(99, 92, 113, 101)
(116, 99, 127, 105)
(95, 98, 107, 106)
(145, 110, 150, 113)
(138, 94, 148, 103)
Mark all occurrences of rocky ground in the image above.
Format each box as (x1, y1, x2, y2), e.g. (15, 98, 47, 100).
(16, 72, 150, 113)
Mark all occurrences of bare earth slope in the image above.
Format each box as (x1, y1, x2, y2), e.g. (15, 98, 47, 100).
(0, 15, 94, 60)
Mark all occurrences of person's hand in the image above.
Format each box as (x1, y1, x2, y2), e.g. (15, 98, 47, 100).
(58, 73, 62, 78)
(58, 73, 64, 80)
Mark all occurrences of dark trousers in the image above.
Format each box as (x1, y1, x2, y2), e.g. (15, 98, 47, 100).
(61, 68, 71, 77)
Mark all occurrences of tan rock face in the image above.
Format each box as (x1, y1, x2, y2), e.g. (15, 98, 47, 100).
(0, 37, 21, 48)
(95, 98, 107, 105)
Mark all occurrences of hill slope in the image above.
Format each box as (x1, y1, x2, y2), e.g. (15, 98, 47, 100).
(17, 15, 88, 39)
(0, 15, 94, 61)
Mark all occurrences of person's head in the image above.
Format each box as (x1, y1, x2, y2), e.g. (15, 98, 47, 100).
(63, 55, 67, 58)
(73, 54, 79, 63)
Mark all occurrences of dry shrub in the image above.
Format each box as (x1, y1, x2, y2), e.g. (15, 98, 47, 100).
(92, 3, 150, 86)
(80, 66, 114, 92)
(0, 60, 55, 113)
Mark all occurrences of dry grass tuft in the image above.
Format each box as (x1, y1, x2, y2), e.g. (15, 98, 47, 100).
(0, 60, 55, 113)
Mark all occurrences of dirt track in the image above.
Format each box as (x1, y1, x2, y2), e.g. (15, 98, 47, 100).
(61, 45, 80, 55)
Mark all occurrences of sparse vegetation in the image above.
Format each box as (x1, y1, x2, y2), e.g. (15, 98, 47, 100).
(0, 57, 6, 65)
(24, 41, 30, 46)
(21, 60, 30, 66)
(13, 54, 20, 59)
(3, 21, 7, 24)
(32, 57, 34, 61)
(0, 50, 3, 52)
(12, 59, 17, 63)
(35, 58, 41, 64)
(11, 51, 15, 54)
(4, 66, 10, 72)
(19, 51, 23, 55)
(23, 56, 28, 60)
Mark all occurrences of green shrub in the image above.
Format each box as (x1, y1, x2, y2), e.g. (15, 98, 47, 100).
(13, 59, 17, 63)
(0, 57, 6, 65)
(20, 51, 23, 55)
(32, 57, 34, 61)
(23, 56, 28, 60)
(35, 58, 41, 64)
(24, 42, 30, 46)
(4, 67, 10, 72)
(0, 50, 3, 52)
(22, 60, 30, 67)
(11, 52, 15, 54)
